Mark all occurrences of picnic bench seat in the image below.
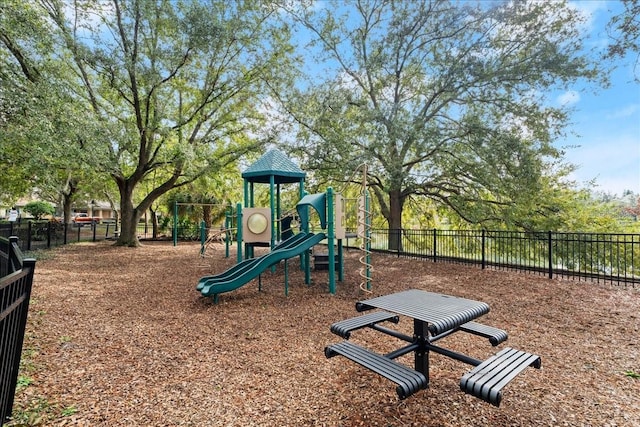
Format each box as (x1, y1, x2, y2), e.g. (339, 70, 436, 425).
(458, 321, 508, 346)
(460, 347, 541, 407)
(330, 311, 399, 339)
(325, 341, 428, 399)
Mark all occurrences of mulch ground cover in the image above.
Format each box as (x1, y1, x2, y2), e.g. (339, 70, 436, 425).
(9, 240, 640, 426)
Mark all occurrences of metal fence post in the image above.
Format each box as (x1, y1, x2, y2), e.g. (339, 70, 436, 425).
(482, 229, 486, 269)
(26, 222, 32, 251)
(8, 236, 19, 271)
(173, 201, 178, 247)
(548, 231, 553, 279)
(433, 228, 437, 263)
(199, 220, 207, 258)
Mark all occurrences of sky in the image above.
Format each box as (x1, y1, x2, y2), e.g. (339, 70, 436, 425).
(561, 1, 640, 196)
(291, 0, 639, 198)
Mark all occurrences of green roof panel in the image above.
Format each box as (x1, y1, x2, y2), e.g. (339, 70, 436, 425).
(241, 149, 306, 184)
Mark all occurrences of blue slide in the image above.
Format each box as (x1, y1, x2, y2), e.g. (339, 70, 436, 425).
(198, 232, 326, 298)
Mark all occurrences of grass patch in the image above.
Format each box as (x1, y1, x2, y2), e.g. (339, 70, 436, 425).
(15, 376, 33, 392)
(624, 370, 640, 379)
(6, 399, 77, 426)
(22, 250, 56, 261)
(60, 406, 77, 417)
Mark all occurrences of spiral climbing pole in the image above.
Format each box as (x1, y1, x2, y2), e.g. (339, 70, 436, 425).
(357, 164, 372, 293)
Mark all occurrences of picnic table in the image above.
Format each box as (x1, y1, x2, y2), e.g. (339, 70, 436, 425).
(325, 289, 541, 406)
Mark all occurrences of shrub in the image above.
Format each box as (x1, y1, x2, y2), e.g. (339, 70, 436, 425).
(24, 201, 55, 220)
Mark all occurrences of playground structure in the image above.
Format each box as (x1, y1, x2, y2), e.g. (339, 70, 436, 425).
(354, 164, 372, 293)
(196, 189, 345, 302)
(171, 202, 236, 258)
(200, 225, 234, 258)
(195, 149, 358, 301)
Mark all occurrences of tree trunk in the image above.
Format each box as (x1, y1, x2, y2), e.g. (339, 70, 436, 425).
(387, 189, 404, 252)
(62, 193, 73, 225)
(203, 205, 212, 231)
(116, 182, 143, 247)
(62, 178, 78, 224)
(150, 207, 159, 239)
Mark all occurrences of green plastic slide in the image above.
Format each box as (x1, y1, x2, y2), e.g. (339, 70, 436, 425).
(199, 232, 326, 297)
(196, 233, 308, 291)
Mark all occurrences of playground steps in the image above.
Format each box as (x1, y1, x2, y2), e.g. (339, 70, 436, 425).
(313, 252, 339, 270)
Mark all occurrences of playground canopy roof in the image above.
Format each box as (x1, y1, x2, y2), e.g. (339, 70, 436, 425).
(241, 149, 306, 184)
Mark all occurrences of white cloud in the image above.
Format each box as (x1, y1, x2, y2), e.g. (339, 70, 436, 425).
(606, 104, 640, 119)
(567, 133, 640, 195)
(557, 90, 581, 106)
(568, 0, 608, 31)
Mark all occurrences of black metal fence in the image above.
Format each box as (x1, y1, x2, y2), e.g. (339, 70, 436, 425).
(361, 228, 640, 288)
(0, 237, 36, 426)
(0, 221, 159, 251)
(3, 221, 638, 287)
(0, 220, 213, 252)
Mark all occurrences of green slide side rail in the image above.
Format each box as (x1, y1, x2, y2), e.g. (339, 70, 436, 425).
(200, 232, 326, 297)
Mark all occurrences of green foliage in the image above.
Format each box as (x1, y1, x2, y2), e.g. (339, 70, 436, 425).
(605, 0, 640, 82)
(1, 0, 631, 239)
(280, 0, 607, 241)
(15, 375, 33, 392)
(175, 217, 201, 240)
(159, 215, 172, 232)
(23, 201, 54, 220)
(2, 0, 296, 246)
(164, 189, 229, 227)
(0, 0, 107, 219)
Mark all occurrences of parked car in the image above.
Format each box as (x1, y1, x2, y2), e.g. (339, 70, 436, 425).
(72, 213, 101, 225)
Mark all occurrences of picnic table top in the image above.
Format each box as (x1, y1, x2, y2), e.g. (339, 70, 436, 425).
(355, 289, 490, 335)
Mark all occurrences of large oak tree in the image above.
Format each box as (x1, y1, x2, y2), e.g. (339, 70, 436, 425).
(279, 0, 605, 249)
(0, 1, 98, 219)
(34, 0, 294, 246)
